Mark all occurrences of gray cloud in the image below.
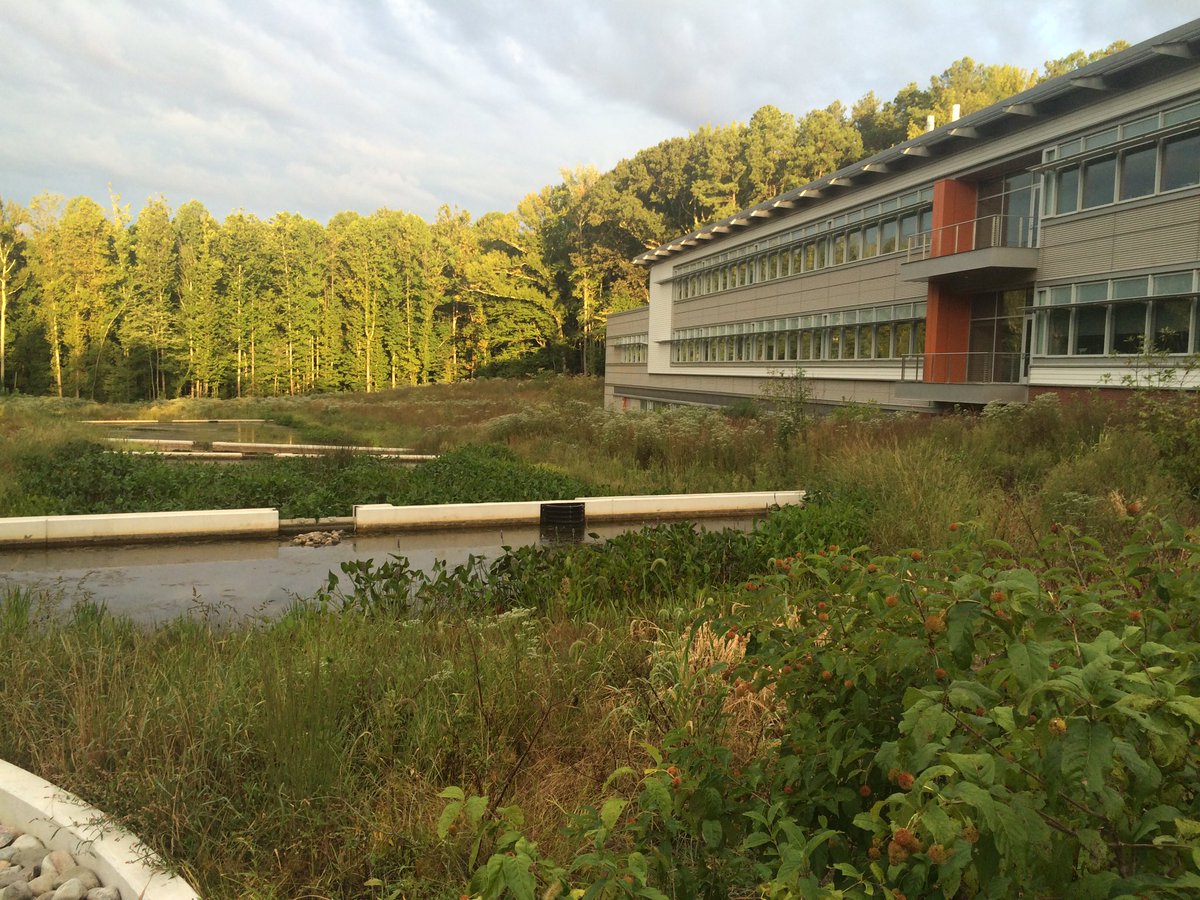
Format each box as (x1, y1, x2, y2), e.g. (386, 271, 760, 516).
(2, 0, 1195, 223)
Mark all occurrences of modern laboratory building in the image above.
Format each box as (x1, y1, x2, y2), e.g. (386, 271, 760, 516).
(604, 19, 1200, 411)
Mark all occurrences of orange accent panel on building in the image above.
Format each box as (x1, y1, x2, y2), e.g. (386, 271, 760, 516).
(931, 179, 978, 257)
(924, 282, 971, 383)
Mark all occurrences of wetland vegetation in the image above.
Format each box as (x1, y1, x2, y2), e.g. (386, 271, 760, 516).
(2, 376, 1200, 898)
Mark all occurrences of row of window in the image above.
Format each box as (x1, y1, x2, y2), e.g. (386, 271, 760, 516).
(1036, 270, 1199, 307)
(1045, 128, 1200, 215)
(674, 205, 933, 301)
(675, 187, 935, 275)
(1044, 98, 1200, 162)
(672, 320, 926, 364)
(613, 343, 648, 364)
(1037, 297, 1194, 356)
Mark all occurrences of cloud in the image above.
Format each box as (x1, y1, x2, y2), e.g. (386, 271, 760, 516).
(2, 0, 1195, 223)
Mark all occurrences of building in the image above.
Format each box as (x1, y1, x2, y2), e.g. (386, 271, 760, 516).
(604, 19, 1200, 412)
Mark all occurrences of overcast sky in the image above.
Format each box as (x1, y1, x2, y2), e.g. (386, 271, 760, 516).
(3, 1, 1196, 224)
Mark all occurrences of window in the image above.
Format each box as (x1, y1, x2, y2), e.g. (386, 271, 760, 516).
(1120, 144, 1157, 200)
(857, 325, 873, 358)
(843, 327, 857, 359)
(1081, 155, 1116, 209)
(1075, 306, 1107, 355)
(1153, 298, 1191, 353)
(874, 323, 892, 358)
(813, 238, 827, 270)
(863, 223, 879, 258)
(833, 233, 846, 266)
(895, 322, 912, 356)
(899, 213, 919, 251)
(881, 220, 898, 254)
(1161, 132, 1200, 191)
(1046, 309, 1070, 355)
(1112, 301, 1148, 353)
(847, 229, 861, 262)
(1055, 167, 1079, 214)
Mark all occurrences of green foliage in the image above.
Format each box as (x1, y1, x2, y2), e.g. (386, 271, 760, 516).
(425, 514, 1200, 898)
(4, 440, 599, 518)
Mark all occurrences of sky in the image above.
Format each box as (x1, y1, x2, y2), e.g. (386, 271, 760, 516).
(3, 0, 1197, 225)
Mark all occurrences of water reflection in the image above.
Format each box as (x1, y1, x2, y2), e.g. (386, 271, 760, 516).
(1, 517, 758, 625)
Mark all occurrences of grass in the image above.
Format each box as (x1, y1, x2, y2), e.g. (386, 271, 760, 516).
(2, 378, 1200, 895)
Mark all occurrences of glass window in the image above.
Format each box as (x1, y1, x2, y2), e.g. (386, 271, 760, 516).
(833, 233, 846, 266)
(1046, 309, 1070, 355)
(829, 328, 841, 359)
(1154, 298, 1191, 353)
(874, 323, 892, 358)
(1154, 272, 1193, 295)
(758, 256, 769, 282)
(814, 238, 827, 269)
(1076, 282, 1108, 303)
(863, 223, 879, 257)
(1055, 167, 1079, 214)
(799, 331, 812, 360)
(1050, 286, 1073, 305)
(1161, 132, 1200, 192)
(1122, 115, 1157, 139)
(1085, 127, 1118, 151)
(914, 321, 926, 354)
(1075, 306, 1107, 355)
(858, 325, 873, 358)
(881, 220, 899, 254)
(1113, 301, 1148, 353)
(1113, 277, 1148, 299)
(842, 327, 856, 359)
(1119, 144, 1157, 200)
(899, 213, 918, 251)
(1164, 101, 1200, 127)
(847, 229, 861, 262)
(895, 322, 912, 356)
(803, 243, 816, 271)
(1082, 155, 1116, 208)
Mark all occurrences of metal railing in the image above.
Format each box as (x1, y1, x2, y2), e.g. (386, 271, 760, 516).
(900, 352, 1025, 384)
(905, 213, 1037, 262)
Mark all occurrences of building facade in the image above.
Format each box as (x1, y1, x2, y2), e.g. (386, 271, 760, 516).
(604, 20, 1200, 412)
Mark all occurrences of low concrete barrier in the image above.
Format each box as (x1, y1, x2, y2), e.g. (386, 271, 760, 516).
(0, 509, 278, 547)
(0, 758, 200, 899)
(355, 491, 804, 531)
(356, 500, 545, 530)
(211, 441, 426, 456)
(581, 490, 805, 520)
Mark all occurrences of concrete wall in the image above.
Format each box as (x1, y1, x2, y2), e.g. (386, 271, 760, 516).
(0, 509, 279, 547)
(0, 758, 200, 900)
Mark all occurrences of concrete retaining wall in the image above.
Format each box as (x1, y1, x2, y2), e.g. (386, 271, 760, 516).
(581, 490, 805, 520)
(356, 500, 546, 530)
(355, 491, 804, 531)
(0, 509, 279, 547)
(0, 758, 200, 899)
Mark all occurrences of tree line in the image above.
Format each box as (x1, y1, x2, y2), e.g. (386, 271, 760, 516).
(0, 44, 1124, 400)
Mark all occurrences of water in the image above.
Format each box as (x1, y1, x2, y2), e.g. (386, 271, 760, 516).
(88, 420, 301, 445)
(0, 517, 758, 624)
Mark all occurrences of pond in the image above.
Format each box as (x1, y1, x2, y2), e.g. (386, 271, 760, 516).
(86, 419, 302, 445)
(1, 517, 759, 625)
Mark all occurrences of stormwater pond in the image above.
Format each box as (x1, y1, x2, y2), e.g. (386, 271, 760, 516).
(1, 517, 758, 625)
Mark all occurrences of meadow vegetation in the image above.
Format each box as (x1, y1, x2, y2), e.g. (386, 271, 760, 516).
(2, 376, 1200, 897)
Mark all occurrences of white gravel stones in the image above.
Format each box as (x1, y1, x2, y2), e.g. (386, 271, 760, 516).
(0, 831, 105, 900)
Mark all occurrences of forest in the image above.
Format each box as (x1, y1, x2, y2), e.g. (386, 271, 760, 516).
(0, 44, 1123, 401)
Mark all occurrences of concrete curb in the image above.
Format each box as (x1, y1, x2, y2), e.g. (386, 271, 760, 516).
(355, 490, 805, 531)
(0, 758, 200, 900)
(0, 492, 804, 546)
(0, 509, 279, 548)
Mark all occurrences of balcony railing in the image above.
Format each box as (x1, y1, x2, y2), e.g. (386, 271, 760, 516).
(905, 213, 1037, 262)
(900, 352, 1025, 384)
